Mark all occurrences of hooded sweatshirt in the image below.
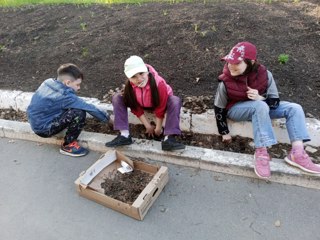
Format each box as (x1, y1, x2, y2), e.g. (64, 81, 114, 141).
(130, 64, 173, 119)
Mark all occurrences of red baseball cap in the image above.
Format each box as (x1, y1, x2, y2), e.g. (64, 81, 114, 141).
(222, 42, 257, 64)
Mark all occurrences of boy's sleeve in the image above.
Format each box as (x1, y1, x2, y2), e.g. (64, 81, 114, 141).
(214, 82, 230, 135)
(154, 81, 169, 119)
(63, 94, 109, 122)
(265, 71, 280, 109)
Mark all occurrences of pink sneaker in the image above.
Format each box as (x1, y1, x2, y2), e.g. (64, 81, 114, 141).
(254, 148, 271, 179)
(285, 150, 320, 174)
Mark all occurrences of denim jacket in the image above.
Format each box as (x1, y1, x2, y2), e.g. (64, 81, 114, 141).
(27, 78, 109, 133)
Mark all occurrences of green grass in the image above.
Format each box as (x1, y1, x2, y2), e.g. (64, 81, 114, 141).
(0, 0, 301, 7)
(0, 0, 188, 7)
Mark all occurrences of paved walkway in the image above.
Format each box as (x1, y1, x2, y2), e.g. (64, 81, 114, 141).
(1, 138, 320, 240)
(2, 119, 320, 190)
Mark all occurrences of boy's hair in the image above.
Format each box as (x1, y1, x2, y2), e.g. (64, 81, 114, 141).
(123, 71, 160, 110)
(57, 63, 84, 81)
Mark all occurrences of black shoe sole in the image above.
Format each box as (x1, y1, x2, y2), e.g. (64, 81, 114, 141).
(161, 145, 186, 151)
(59, 149, 89, 157)
(105, 141, 133, 147)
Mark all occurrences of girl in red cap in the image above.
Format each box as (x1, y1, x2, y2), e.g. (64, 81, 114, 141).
(214, 42, 320, 179)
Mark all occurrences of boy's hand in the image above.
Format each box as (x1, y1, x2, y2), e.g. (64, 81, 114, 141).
(222, 134, 232, 144)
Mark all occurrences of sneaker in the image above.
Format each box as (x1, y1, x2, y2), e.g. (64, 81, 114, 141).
(161, 136, 185, 151)
(285, 150, 320, 174)
(105, 134, 133, 147)
(254, 148, 271, 179)
(60, 141, 89, 157)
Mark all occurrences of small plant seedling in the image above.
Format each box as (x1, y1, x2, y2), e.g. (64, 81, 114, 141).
(193, 24, 199, 33)
(81, 47, 89, 57)
(163, 10, 168, 16)
(0, 44, 6, 52)
(278, 54, 289, 64)
(80, 22, 87, 31)
(200, 31, 208, 37)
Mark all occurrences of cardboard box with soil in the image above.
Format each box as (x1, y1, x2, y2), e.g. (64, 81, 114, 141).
(75, 150, 169, 220)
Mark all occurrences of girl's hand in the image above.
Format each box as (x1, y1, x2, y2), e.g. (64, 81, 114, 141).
(145, 124, 155, 137)
(246, 87, 265, 101)
(222, 134, 232, 144)
(154, 127, 163, 136)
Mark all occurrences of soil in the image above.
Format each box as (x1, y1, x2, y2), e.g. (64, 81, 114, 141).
(1, 108, 319, 163)
(100, 169, 153, 204)
(1, 1, 320, 117)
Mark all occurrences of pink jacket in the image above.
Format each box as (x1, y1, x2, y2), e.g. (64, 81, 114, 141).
(131, 64, 173, 118)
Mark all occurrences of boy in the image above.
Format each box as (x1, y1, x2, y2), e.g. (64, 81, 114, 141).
(27, 63, 109, 157)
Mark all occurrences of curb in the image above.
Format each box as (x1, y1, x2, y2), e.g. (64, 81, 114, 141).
(1, 119, 320, 190)
(1, 89, 320, 147)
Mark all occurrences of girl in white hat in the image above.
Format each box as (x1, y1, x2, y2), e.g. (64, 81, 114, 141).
(106, 56, 185, 151)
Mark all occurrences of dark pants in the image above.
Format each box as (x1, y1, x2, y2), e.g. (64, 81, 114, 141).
(36, 109, 86, 145)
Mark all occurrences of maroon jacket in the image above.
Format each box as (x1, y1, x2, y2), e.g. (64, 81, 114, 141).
(218, 64, 268, 110)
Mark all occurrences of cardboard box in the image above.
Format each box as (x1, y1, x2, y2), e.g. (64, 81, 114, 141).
(75, 150, 169, 220)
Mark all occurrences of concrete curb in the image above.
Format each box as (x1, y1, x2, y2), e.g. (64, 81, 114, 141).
(1, 89, 320, 147)
(1, 119, 319, 190)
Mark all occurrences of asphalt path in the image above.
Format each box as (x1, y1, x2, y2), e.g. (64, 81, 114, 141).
(1, 138, 319, 240)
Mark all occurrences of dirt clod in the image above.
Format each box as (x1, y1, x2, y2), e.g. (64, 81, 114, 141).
(100, 169, 153, 204)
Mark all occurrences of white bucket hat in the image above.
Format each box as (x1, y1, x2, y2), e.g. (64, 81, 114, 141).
(124, 55, 148, 78)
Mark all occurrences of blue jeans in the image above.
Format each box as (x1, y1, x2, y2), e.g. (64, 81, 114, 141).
(227, 101, 310, 148)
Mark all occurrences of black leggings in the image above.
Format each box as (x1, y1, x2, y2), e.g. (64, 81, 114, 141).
(36, 109, 86, 145)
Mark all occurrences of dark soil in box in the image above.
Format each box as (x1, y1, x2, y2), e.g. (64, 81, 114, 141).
(100, 169, 153, 204)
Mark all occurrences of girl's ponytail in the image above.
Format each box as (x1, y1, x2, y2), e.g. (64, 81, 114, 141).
(123, 80, 138, 110)
(149, 71, 160, 108)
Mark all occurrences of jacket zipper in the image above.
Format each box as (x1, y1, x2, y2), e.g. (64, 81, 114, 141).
(140, 88, 144, 107)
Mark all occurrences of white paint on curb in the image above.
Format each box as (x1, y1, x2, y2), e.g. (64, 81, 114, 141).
(0, 90, 22, 110)
(0, 124, 4, 138)
(1, 118, 319, 190)
(1, 89, 320, 147)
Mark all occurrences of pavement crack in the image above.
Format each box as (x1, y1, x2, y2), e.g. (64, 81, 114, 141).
(249, 222, 262, 235)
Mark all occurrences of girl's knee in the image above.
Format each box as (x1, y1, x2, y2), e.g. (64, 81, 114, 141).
(253, 101, 269, 113)
(112, 93, 124, 105)
(289, 102, 303, 112)
(287, 102, 304, 116)
(167, 95, 182, 107)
